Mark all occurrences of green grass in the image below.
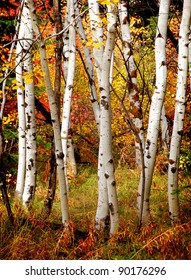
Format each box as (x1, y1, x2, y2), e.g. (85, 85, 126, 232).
(0, 165, 191, 260)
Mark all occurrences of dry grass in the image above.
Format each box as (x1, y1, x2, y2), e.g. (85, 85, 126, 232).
(0, 165, 191, 260)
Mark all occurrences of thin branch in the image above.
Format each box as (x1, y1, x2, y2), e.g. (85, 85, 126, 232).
(44, 8, 89, 42)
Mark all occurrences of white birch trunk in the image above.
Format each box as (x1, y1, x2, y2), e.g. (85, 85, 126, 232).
(63, 1, 70, 77)
(15, 6, 26, 200)
(61, 0, 76, 191)
(88, 0, 104, 85)
(137, 0, 170, 225)
(96, 4, 119, 235)
(62, 0, 78, 182)
(118, 1, 144, 168)
(168, 0, 191, 224)
(26, 0, 69, 224)
(21, 3, 37, 206)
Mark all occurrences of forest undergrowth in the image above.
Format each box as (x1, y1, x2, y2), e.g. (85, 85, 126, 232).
(0, 165, 191, 260)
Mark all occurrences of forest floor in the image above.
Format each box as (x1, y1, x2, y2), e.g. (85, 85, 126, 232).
(0, 165, 191, 260)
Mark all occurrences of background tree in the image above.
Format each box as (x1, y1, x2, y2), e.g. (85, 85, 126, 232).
(26, 0, 69, 225)
(118, 0, 145, 168)
(44, 0, 64, 217)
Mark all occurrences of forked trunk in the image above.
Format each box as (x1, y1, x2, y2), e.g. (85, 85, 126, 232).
(137, 0, 170, 225)
(27, 0, 69, 225)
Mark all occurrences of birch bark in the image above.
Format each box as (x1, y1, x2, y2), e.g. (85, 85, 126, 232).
(22, 4, 37, 206)
(168, 0, 191, 224)
(61, 0, 76, 191)
(15, 5, 26, 200)
(86, 0, 107, 230)
(88, 0, 104, 85)
(137, 0, 170, 225)
(95, 3, 119, 235)
(26, 0, 69, 224)
(189, 25, 191, 84)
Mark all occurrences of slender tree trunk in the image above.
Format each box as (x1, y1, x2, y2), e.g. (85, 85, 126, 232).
(62, 0, 77, 183)
(88, 0, 104, 85)
(22, 3, 37, 207)
(96, 3, 119, 235)
(63, 0, 70, 80)
(15, 5, 26, 200)
(137, 0, 170, 225)
(87, 0, 108, 231)
(0, 3, 22, 222)
(75, 2, 100, 129)
(53, 0, 62, 117)
(168, 0, 191, 224)
(189, 24, 191, 89)
(0, 120, 14, 224)
(44, 0, 63, 217)
(26, 0, 69, 225)
(61, 0, 76, 192)
(118, 1, 144, 168)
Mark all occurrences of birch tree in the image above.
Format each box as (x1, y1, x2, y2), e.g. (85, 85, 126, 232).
(26, 0, 69, 225)
(168, 0, 191, 224)
(14, 2, 37, 207)
(189, 24, 191, 84)
(21, 4, 37, 206)
(61, 0, 76, 192)
(88, 0, 104, 85)
(43, 0, 63, 217)
(15, 3, 26, 200)
(118, 0, 144, 168)
(94, 3, 119, 235)
(137, 0, 170, 225)
(75, 1, 100, 129)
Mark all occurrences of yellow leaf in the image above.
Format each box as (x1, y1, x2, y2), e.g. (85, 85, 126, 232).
(101, 17, 110, 25)
(86, 41, 92, 47)
(23, 71, 34, 84)
(93, 43, 101, 49)
(12, 85, 20, 90)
